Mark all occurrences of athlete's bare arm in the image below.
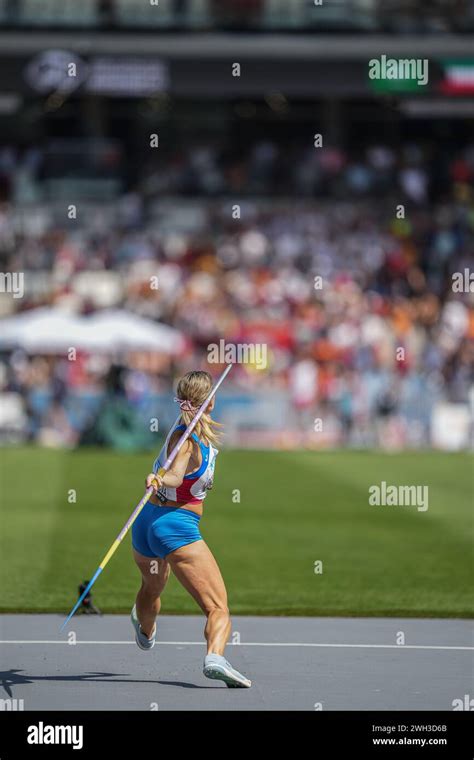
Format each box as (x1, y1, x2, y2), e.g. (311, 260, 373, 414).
(145, 437, 193, 491)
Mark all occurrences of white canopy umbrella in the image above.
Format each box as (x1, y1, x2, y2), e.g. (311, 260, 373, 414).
(0, 307, 56, 346)
(0, 308, 105, 353)
(86, 310, 185, 354)
(0, 308, 185, 355)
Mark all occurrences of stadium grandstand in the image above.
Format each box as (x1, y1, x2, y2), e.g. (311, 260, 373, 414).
(0, 0, 472, 450)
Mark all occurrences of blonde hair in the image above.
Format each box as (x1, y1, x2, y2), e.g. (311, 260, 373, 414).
(175, 370, 222, 447)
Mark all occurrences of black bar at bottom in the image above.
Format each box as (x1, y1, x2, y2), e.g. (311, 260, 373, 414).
(0, 711, 472, 756)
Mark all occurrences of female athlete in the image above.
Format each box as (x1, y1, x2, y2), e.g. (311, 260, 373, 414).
(130, 370, 251, 688)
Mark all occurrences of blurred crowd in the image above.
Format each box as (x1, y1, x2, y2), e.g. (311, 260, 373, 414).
(1, 0, 473, 32)
(0, 163, 472, 447)
(140, 139, 473, 204)
(2, 139, 474, 204)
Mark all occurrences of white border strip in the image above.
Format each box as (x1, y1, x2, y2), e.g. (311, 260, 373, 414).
(0, 641, 472, 650)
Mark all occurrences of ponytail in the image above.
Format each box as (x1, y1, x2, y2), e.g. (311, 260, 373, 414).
(175, 370, 223, 447)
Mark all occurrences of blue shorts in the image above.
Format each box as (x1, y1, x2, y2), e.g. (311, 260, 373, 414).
(131, 503, 202, 559)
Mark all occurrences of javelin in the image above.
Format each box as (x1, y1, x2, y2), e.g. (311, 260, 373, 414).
(60, 363, 233, 631)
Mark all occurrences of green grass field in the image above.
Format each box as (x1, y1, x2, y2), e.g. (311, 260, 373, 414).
(0, 447, 472, 617)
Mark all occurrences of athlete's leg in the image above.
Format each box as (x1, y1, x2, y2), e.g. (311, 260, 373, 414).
(133, 548, 170, 637)
(166, 540, 230, 655)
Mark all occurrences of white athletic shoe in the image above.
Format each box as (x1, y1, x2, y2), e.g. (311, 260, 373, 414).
(130, 605, 156, 650)
(203, 654, 251, 688)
